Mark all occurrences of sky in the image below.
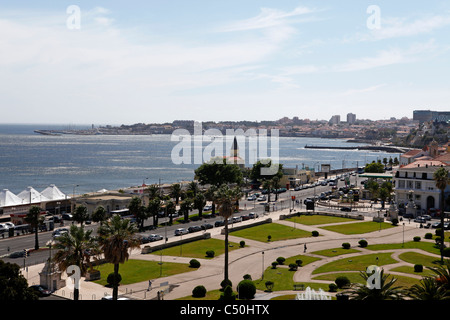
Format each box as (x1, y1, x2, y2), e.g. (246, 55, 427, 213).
(0, 0, 449, 125)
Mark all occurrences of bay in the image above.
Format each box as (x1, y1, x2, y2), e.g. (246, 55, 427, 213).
(0, 124, 398, 196)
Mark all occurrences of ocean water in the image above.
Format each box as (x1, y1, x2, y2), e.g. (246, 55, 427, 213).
(0, 124, 398, 196)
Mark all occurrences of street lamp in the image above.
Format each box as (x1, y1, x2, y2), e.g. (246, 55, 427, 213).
(262, 251, 265, 280)
(402, 223, 405, 247)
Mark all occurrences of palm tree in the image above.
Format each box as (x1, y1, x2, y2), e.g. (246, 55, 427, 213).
(429, 260, 450, 294)
(165, 200, 176, 224)
(92, 206, 107, 225)
(193, 192, 206, 218)
(25, 206, 44, 250)
(262, 179, 272, 203)
(433, 167, 449, 263)
(73, 205, 89, 226)
(271, 176, 281, 201)
(347, 268, 406, 300)
(187, 181, 199, 198)
(97, 214, 140, 300)
(407, 276, 449, 300)
(146, 184, 160, 200)
(179, 198, 193, 222)
(214, 184, 242, 282)
(147, 197, 161, 226)
(170, 183, 182, 205)
(52, 224, 98, 300)
(204, 185, 217, 215)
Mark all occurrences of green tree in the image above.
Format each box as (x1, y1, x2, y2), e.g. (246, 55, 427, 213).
(179, 198, 193, 222)
(52, 224, 98, 300)
(73, 205, 89, 226)
(0, 260, 38, 300)
(407, 277, 449, 300)
(262, 179, 272, 203)
(195, 159, 243, 187)
(364, 162, 384, 173)
(97, 215, 140, 300)
(25, 206, 44, 250)
(91, 206, 107, 224)
(250, 159, 283, 182)
(170, 183, 182, 205)
(272, 176, 281, 201)
(128, 197, 147, 231)
(433, 167, 450, 263)
(147, 197, 161, 226)
(187, 181, 200, 198)
(165, 200, 176, 224)
(214, 184, 242, 282)
(193, 192, 206, 217)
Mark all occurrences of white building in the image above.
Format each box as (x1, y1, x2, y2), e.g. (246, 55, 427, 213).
(393, 160, 449, 215)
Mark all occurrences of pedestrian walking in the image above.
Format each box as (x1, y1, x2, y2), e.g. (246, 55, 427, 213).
(304, 243, 307, 253)
(147, 279, 152, 291)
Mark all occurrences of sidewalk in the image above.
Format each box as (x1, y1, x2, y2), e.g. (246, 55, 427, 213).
(22, 207, 437, 300)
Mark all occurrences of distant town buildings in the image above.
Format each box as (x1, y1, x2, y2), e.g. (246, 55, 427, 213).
(347, 113, 356, 124)
(413, 110, 450, 124)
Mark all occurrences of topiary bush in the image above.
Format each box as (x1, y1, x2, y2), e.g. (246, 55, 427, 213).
(342, 242, 351, 249)
(189, 259, 201, 268)
(312, 230, 319, 237)
(328, 283, 338, 292)
(106, 272, 122, 287)
(237, 279, 256, 300)
(276, 257, 286, 265)
(219, 285, 236, 301)
(414, 264, 423, 273)
(239, 240, 245, 248)
(391, 218, 399, 226)
(289, 263, 298, 271)
(335, 276, 350, 289)
(243, 274, 252, 280)
(358, 239, 368, 248)
(220, 279, 232, 291)
(443, 247, 450, 258)
(271, 261, 278, 269)
(296, 259, 303, 267)
(206, 250, 215, 258)
(425, 233, 433, 239)
(413, 236, 421, 242)
(265, 280, 274, 292)
(192, 285, 207, 298)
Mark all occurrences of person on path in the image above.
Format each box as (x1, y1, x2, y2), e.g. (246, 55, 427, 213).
(304, 243, 307, 253)
(147, 280, 152, 291)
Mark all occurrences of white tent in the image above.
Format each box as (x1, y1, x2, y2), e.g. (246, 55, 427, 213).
(41, 184, 69, 201)
(17, 186, 50, 204)
(0, 189, 22, 207)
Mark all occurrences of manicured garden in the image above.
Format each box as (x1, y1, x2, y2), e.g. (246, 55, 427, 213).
(319, 221, 396, 234)
(231, 222, 316, 242)
(285, 214, 355, 225)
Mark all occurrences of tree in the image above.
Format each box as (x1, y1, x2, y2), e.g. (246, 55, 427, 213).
(364, 162, 384, 173)
(128, 197, 147, 231)
(379, 187, 389, 209)
(179, 199, 193, 222)
(250, 159, 283, 182)
(262, 179, 272, 203)
(195, 159, 243, 187)
(193, 192, 206, 217)
(347, 268, 405, 300)
(407, 277, 449, 300)
(214, 184, 242, 282)
(433, 167, 450, 263)
(92, 206, 107, 224)
(146, 184, 160, 200)
(97, 214, 140, 300)
(165, 200, 176, 224)
(0, 260, 38, 300)
(52, 225, 98, 300)
(272, 176, 281, 201)
(147, 197, 161, 226)
(187, 181, 200, 198)
(73, 205, 89, 226)
(204, 185, 218, 215)
(170, 183, 182, 205)
(366, 179, 379, 201)
(25, 206, 44, 250)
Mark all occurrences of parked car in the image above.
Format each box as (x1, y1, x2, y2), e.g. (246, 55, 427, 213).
(247, 195, 257, 201)
(422, 215, 432, 221)
(203, 205, 213, 212)
(201, 223, 213, 230)
(257, 195, 266, 201)
(188, 225, 202, 233)
(214, 220, 225, 227)
(174, 228, 188, 236)
(0, 223, 9, 233)
(232, 216, 242, 223)
(432, 222, 442, 228)
(414, 217, 427, 224)
(61, 213, 73, 220)
(148, 234, 163, 242)
(241, 215, 250, 221)
(340, 207, 352, 212)
(248, 212, 259, 219)
(52, 228, 69, 238)
(29, 285, 51, 297)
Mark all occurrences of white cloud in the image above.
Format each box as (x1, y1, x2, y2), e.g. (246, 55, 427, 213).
(341, 84, 387, 96)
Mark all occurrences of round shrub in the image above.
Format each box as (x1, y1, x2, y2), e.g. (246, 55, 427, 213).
(414, 264, 423, 273)
(219, 285, 236, 301)
(220, 279, 232, 291)
(189, 259, 201, 268)
(289, 263, 298, 271)
(335, 276, 350, 289)
(243, 274, 252, 280)
(328, 283, 338, 292)
(391, 218, 399, 226)
(342, 242, 351, 249)
(276, 257, 286, 265)
(271, 261, 278, 269)
(435, 237, 443, 245)
(192, 285, 207, 298)
(237, 279, 256, 300)
(413, 236, 421, 242)
(296, 259, 303, 267)
(358, 239, 368, 248)
(265, 281, 274, 292)
(107, 272, 122, 287)
(239, 240, 245, 248)
(435, 228, 444, 237)
(312, 230, 319, 237)
(206, 250, 215, 258)
(425, 233, 433, 239)
(443, 247, 450, 258)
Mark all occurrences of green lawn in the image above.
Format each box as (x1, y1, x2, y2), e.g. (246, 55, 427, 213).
(151, 238, 242, 259)
(312, 247, 361, 257)
(312, 252, 397, 274)
(231, 222, 314, 242)
(320, 221, 396, 235)
(286, 214, 355, 225)
(365, 241, 441, 255)
(93, 259, 193, 286)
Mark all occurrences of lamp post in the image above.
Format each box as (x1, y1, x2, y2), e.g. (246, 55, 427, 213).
(402, 222, 405, 248)
(262, 251, 265, 280)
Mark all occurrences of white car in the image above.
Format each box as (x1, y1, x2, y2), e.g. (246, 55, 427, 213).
(174, 228, 188, 236)
(247, 195, 257, 201)
(257, 195, 266, 201)
(0, 224, 9, 233)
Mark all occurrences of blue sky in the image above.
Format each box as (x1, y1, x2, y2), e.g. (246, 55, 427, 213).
(1, 1, 449, 125)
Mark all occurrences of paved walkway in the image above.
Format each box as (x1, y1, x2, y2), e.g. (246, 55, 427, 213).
(23, 207, 440, 300)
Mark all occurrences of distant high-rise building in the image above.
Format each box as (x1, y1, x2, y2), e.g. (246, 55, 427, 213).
(329, 115, 340, 125)
(347, 113, 356, 124)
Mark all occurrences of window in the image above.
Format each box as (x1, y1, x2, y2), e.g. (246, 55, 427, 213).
(398, 180, 405, 188)
(415, 181, 421, 190)
(407, 181, 413, 189)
